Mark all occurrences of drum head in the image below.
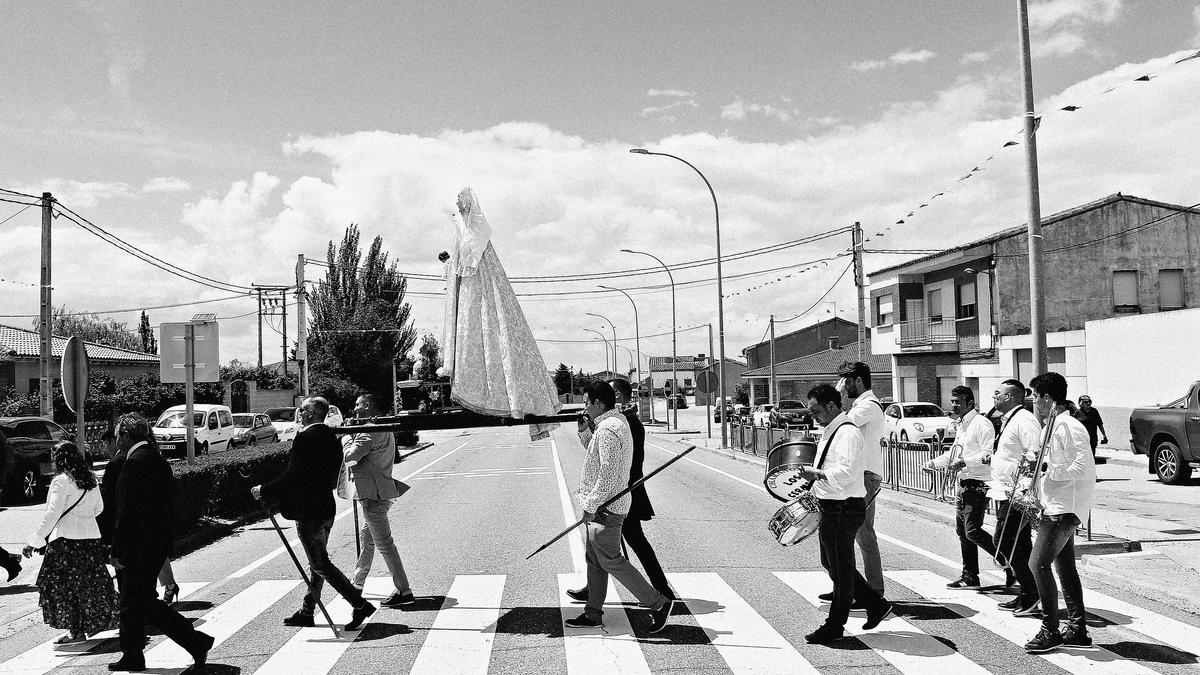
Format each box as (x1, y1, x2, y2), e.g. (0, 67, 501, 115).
(763, 440, 819, 502)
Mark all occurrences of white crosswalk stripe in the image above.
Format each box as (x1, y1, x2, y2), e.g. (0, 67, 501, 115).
(668, 572, 819, 675)
(409, 575, 506, 675)
(887, 570, 1159, 675)
(776, 571, 993, 674)
(558, 574, 651, 674)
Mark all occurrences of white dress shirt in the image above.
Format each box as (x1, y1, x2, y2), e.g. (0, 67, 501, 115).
(988, 407, 1042, 501)
(1039, 414, 1096, 518)
(811, 413, 866, 501)
(576, 409, 633, 515)
(26, 473, 104, 547)
(845, 389, 886, 477)
(929, 409, 995, 482)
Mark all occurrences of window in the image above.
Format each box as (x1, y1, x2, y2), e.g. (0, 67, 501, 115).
(927, 288, 943, 320)
(1112, 270, 1139, 309)
(1159, 269, 1184, 309)
(957, 281, 977, 319)
(875, 294, 894, 326)
(219, 410, 233, 427)
(14, 421, 49, 439)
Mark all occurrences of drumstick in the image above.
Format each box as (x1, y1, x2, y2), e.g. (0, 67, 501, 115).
(526, 444, 697, 560)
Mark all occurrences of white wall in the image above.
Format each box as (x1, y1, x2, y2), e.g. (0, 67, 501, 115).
(1085, 308, 1200, 408)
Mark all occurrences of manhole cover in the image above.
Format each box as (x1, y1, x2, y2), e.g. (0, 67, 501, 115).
(1159, 528, 1200, 535)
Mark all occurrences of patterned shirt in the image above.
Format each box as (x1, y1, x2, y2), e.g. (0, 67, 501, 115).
(576, 408, 633, 515)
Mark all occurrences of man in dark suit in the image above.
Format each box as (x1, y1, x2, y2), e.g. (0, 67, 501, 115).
(252, 397, 376, 631)
(568, 379, 674, 603)
(109, 414, 213, 673)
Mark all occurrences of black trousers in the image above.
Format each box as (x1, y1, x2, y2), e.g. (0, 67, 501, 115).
(992, 500, 1038, 600)
(621, 516, 673, 599)
(956, 481, 996, 579)
(817, 497, 885, 629)
(118, 561, 206, 662)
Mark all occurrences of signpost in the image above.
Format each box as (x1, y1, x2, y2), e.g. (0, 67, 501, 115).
(696, 368, 718, 440)
(160, 318, 220, 465)
(61, 336, 89, 452)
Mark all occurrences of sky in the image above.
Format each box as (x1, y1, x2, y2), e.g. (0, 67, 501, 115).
(2, 0, 1199, 377)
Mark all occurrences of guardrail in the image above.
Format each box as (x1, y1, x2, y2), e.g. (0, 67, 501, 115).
(884, 438, 957, 503)
(730, 422, 818, 456)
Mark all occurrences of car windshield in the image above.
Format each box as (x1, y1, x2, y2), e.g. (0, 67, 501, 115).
(903, 404, 945, 417)
(776, 400, 803, 410)
(156, 411, 204, 428)
(265, 408, 297, 423)
(232, 416, 254, 428)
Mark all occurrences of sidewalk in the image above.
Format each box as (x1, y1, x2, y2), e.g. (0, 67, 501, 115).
(646, 425, 1200, 618)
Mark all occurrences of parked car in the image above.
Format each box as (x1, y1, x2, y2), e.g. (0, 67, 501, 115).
(1129, 380, 1200, 484)
(666, 394, 688, 410)
(152, 404, 235, 459)
(231, 413, 280, 447)
(770, 399, 813, 428)
(751, 404, 777, 428)
(0, 416, 68, 503)
(883, 402, 956, 442)
(265, 406, 300, 442)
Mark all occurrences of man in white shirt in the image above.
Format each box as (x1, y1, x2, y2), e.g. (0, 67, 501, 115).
(988, 379, 1042, 615)
(923, 385, 996, 589)
(796, 384, 892, 645)
(835, 361, 887, 598)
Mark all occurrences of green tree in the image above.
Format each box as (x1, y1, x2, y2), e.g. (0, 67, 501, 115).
(38, 306, 140, 351)
(306, 224, 417, 410)
(415, 334, 443, 380)
(138, 311, 157, 354)
(220, 359, 296, 390)
(553, 363, 573, 395)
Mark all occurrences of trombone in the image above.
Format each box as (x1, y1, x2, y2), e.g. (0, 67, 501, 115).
(992, 408, 1059, 571)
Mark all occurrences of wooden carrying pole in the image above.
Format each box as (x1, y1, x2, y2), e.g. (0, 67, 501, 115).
(257, 499, 341, 638)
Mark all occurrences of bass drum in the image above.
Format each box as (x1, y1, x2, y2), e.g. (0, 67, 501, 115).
(763, 438, 818, 502)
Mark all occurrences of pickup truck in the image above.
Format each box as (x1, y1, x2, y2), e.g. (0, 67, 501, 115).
(1129, 381, 1200, 484)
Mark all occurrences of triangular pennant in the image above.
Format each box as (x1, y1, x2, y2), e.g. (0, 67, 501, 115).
(1175, 50, 1200, 63)
(1060, 105, 1080, 111)
(896, 219, 904, 224)
(1003, 140, 1018, 147)
(1134, 74, 1151, 82)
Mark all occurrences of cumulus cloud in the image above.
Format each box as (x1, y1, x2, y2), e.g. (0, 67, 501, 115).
(641, 99, 699, 118)
(142, 177, 193, 193)
(647, 88, 694, 98)
(1028, 0, 1123, 58)
(720, 99, 794, 123)
(851, 48, 936, 71)
(961, 51, 991, 65)
(23, 179, 134, 207)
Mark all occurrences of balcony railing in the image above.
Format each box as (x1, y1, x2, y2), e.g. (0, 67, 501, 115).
(898, 316, 959, 349)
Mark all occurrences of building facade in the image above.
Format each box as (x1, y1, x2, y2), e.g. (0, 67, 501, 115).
(0, 324, 159, 395)
(741, 317, 860, 370)
(741, 340, 893, 405)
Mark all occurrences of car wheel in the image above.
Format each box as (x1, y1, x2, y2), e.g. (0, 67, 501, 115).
(900, 430, 909, 442)
(246, 435, 257, 447)
(1153, 441, 1191, 485)
(18, 468, 38, 502)
(200, 441, 209, 457)
(272, 433, 279, 443)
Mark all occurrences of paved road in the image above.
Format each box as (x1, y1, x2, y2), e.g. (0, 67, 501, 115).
(1, 417, 1197, 673)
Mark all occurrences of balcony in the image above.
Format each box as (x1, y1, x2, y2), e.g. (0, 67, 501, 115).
(898, 317, 959, 351)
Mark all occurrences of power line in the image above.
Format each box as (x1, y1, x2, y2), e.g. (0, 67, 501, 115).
(0, 292, 251, 318)
(0, 203, 33, 227)
(0, 196, 39, 208)
(776, 260, 855, 324)
(0, 186, 40, 200)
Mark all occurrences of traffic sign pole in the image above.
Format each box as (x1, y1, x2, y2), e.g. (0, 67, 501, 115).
(185, 323, 196, 465)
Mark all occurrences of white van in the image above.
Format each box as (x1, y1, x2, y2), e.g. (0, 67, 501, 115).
(152, 404, 236, 458)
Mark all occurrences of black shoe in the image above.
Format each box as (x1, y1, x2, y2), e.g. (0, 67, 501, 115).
(863, 599, 894, 630)
(344, 603, 376, 631)
(947, 577, 982, 590)
(566, 587, 589, 603)
(1061, 625, 1092, 646)
(381, 591, 416, 608)
(1024, 626, 1064, 653)
(283, 611, 315, 627)
(648, 599, 673, 634)
(804, 625, 844, 644)
(107, 657, 146, 672)
(997, 597, 1024, 611)
(817, 591, 834, 601)
(162, 583, 181, 604)
(186, 631, 214, 668)
(564, 613, 602, 628)
(1012, 599, 1042, 617)
(2, 554, 21, 582)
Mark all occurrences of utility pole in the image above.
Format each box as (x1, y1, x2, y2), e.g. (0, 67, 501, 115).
(1018, 0, 1048, 373)
(708, 323, 715, 439)
(296, 254, 308, 396)
(39, 193, 53, 417)
(256, 289, 264, 367)
(281, 289, 288, 375)
(768, 315, 776, 404)
(853, 221, 866, 361)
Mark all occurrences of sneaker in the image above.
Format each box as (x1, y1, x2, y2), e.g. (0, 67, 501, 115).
(282, 611, 315, 627)
(947, 577, 982, 590)
(1061, 625, 1092, 647)
(381, 591, 415, 608)
(863, 599, 894, 630)
(566, 587, 589, 603)
(1012, 600, 1042, 617)
(344, 603, 376, 631)
(804, 624, 844, 644)
(648, 599, 674, 634)
(817, 591, 834, 601)
(997, 597, 1024, 611)
(1024, 626, 1064, 653)
(564, 613, 602, 629)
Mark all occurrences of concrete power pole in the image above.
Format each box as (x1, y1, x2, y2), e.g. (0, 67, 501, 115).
(296, 254, 308, 396)
(1018, 0, 1048, 373)
(768, 315, 776, 404)
(39, 193, 54, 417)
(281, 290, 288, 375)
(256, 289, 264, 367)
(853, 222, 867, 361)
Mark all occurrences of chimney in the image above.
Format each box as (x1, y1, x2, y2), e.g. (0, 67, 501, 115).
(828, 336, 840, 350)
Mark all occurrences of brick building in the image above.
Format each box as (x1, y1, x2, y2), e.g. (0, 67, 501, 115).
(741, 317, 860, 370)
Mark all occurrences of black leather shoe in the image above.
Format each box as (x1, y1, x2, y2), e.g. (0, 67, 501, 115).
(1024, 626, 1063, 653)
(804, 625, 844, 644)
(1061, 625, 1092, 647)
(283, 611, 315, 627)
(648, 599, 673, 634)
(564, 613, 602, 628)
(566, 586, 589, 603)
(817, 591, 834, 601)
(381, 591, 415, 608)
(863, 600, 894, 630)
(345, 603, 376, 631)
(107, 657, 146, 671)
(2, 554, 21, 582)
(187, 631, 214, 668)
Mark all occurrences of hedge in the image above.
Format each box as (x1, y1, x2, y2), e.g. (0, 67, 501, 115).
(170, 441, 292, 543)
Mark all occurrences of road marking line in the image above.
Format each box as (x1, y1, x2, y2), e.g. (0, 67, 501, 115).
(0, 582, 207, 674)
(644, 440, 766, 493)
(409, 575, 505, 675)
(558, 574, 649, 675)
(231, 437, 474, 579)
(888, 570, 1157, 675)
(668, 572, 819, 675)
(775, 571, 991, 675)
(144, 579, 299, 670)
(549, 438, 585, 574)
(254, 576, 391, 674)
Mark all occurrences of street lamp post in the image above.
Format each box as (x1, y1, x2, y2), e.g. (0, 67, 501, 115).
(583, 328, 611, 374)
(597, 285, 643, 397)
(586, 311, 618, 375)
(621, 249, 677, 430)
(630, 148, 727, 446)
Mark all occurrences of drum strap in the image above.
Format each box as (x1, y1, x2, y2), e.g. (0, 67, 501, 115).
(805, 420, 853, 491)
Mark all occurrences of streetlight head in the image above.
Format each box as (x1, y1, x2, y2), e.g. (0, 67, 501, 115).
(629, 148, 650, 155)
(964, 268, 976, 275)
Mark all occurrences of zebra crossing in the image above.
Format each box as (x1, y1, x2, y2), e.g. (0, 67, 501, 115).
(0, 568, 1192, 674)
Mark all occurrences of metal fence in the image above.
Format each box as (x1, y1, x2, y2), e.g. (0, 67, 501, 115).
(731, 422, 817, 456)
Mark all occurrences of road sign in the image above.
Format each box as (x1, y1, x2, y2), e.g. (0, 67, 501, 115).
(696, 369, 718, 394)
(61, 336, 89, 414)
(160, 321, 220, 383)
